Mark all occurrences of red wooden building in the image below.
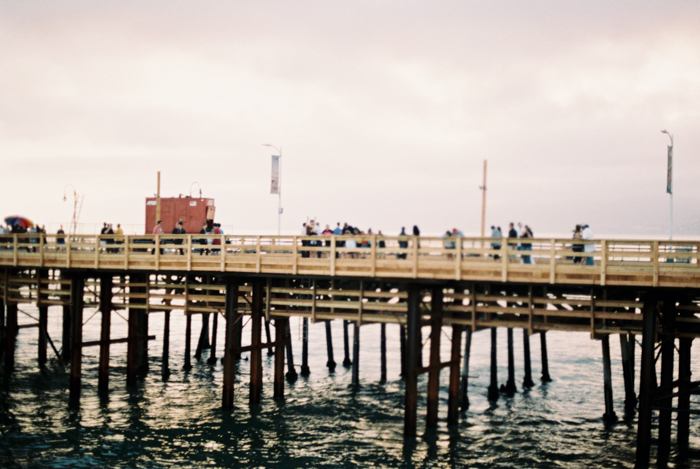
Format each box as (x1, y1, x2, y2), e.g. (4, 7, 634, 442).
(145, 196, 215, 234)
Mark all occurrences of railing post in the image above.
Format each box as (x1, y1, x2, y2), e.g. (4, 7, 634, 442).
(549, 240, 556, 283)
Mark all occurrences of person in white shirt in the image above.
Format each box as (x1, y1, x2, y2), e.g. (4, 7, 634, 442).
(581, 224, 595, 265)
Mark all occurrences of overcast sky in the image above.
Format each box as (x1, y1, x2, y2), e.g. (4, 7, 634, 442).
(2, 1, 699, 237)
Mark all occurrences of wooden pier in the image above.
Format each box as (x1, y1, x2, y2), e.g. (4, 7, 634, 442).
(2, 232, 700, 468)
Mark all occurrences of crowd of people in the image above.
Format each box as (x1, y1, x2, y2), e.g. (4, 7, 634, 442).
(0, 217, 597, 265)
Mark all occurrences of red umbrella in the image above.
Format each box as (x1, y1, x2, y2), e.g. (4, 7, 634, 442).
(4, 216, 34, 228)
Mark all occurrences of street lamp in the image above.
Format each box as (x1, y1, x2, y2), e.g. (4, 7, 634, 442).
(264, 144, 282, 235)
(63, 184, 83, 235)
(662, 130, 673, 240)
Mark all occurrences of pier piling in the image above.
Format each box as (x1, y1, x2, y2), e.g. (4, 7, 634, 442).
(325, 320, 336, 371)
(301, 317, 310, 376)
(274, 318, 286, 398)
(460, 328, 472, 410)
(619, 333, 636, 412)
(678, 335, 692, 452)
(488, 327, 499, 401)
(342, 319, 351, 367)
(635, 299, 656, 469)
(222, 282, 238, 409)
(98, 274, 112, 392)
(250, 281, 263, 405)
(69, 275, 84, 405)
(380, 323, 386, 382)
(285, 318, 298, 381)
(207, 311, 218, 365)
(183, 312, 192, 371)
(404, 285, 420, 437)
(504, 328, 517, 395)
(447, 324, 463, 425)
(352, 321, 360, 386)
(657, 300, 676, 464)
(4, 303, 17, 373)
(426, 287, 443, 427)
(162, 309, 171, 377)
(601, 334, 617, 423)
(540, 331, 552, 383)
(522, 329, 534, 388)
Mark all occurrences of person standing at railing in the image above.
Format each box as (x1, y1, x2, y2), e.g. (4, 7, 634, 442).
(115, 224, 124, 252)
(212, 223, 222, 255)
(398, 227, 408, 259)
(572, 224, 583, 264)
(153, 220, 164, 255)
(491, 226, 502, 260)
(507, 223, 518, 262)
(172, 221, 186, 255)
(521, 225, 533, 264)
(582, 224, 595, 265)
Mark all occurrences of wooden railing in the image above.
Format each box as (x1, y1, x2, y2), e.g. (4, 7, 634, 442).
(1, 234, 699, 287)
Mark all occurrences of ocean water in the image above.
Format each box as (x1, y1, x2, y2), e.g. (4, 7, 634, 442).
(1, 305, 699, 468)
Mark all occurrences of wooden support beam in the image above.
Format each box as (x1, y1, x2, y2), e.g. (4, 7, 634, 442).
(488, 327, 499, 401)
(250, 281, 263, 405)
(427, 287, 443, 428)
(447, 324, 463, 425)
(326, 320, 336, 371)
(222, 282, 238, 409)
(162, 309, 171, 376)
(4, 303, 18, 373)
(127, 275, 144, 385)
(635, 299, 657, 469)
(522, 329, 535, 388)
(98, 274, 112, 392)
(82, 335, 155, 347)
(504, 328, 517, 395)
(460, 328, 472, 410)
(351, 321, 360, 386)
(274, 318, 286, 398)
(38, 305, 48, 367)
(657, 299, 676, 465)
(301, 317, 310, 376)
(540, 331, 552, 383)
(379, 323, 386, 382)
(601, 334, 617, 424)
(404, 285, 421, 437)
(285, 317, 298, 381)
(399, 324, 407, 378)
(183, 312, 192, 371)
(136, 275, 149, 371)
(620, 333, 636, 413)
(69, 276, 84, 405)
(677, 336, 692, 452)
(61, 277, 71, 363)
(207, 310, 218, 365)
(38, 270, 48, 367)
(342, 319, 352, 367)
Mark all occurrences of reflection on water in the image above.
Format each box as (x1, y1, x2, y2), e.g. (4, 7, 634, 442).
(1, 305, 699, 468)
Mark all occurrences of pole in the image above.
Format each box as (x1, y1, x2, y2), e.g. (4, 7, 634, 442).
(480, 160, 487, 240)
(156, 171, 161, 227)
(278, 147, 282, 236)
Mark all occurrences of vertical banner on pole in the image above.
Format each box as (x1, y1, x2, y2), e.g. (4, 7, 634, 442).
(271, 155, 280, 195)
(666, 145, 673, 194)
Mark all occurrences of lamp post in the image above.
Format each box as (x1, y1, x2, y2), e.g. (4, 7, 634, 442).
(662, 130, 673, 240)
(63, 184, 82, 235)
(264, 144, 282, 236)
